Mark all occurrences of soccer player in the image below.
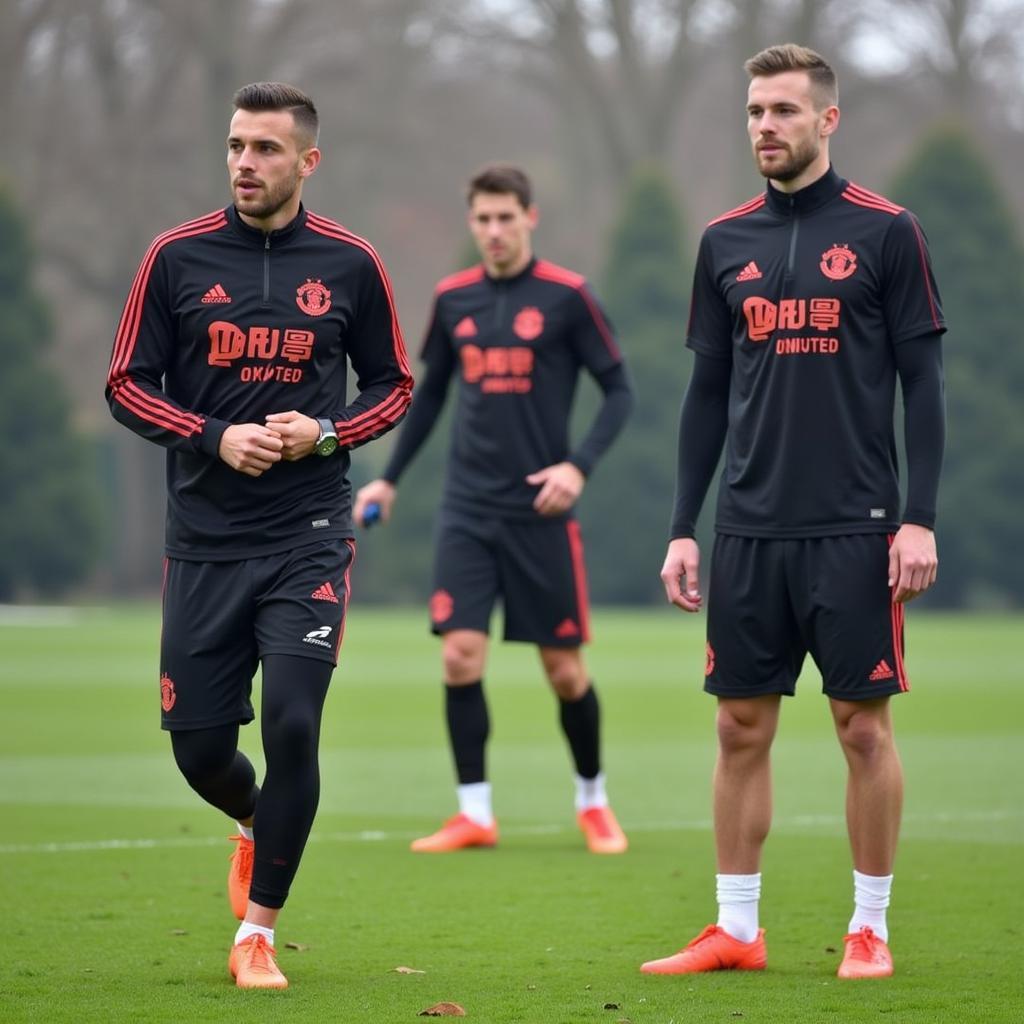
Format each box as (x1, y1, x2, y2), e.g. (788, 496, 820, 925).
(354, 165, 633, 855)
(641, 45, 945, 979)
(106, 83, 412, 989)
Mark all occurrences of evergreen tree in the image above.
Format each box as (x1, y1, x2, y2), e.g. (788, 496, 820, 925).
(889, 126, 1024, 607)
(578, 164, 692, 603)
(0, 184, 106, 600)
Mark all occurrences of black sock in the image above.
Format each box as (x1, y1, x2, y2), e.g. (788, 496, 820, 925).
(445, 680, 489, 784)
(559, 683, 601, 779)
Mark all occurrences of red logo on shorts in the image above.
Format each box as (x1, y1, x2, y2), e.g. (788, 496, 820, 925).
(554, 618, 579, 639)
(430, 589, 454, 624)
(819, 244, 858, 281)
(296, 278, 332, 316)
(513, 306, 544, 341)
(160, 673, 177, 712)
(312, 581, 340, 603)
(705, 642, 716, 677)
(869, 659, 895, 681)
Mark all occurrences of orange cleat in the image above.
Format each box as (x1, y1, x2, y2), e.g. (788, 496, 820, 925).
(837, 926, 893, 979)
(227, 834, 253, 920)
(577, 805, 628, 854)
(229, 933, 288, 989)
(640, 924, 767, 974)
(410, 813, 498, 853)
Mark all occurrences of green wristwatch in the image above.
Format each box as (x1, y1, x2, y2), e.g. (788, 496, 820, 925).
(314, 417, 338, 456)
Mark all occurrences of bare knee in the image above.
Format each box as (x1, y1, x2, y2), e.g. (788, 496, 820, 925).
(834, 704, 893, 763)
(442, 631, 487, 684)
(540, 648, 588, 700)
(716, 699, 778, 759)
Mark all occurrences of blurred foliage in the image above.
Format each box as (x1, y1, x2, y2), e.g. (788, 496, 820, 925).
(890, 126, 1024, 608)
(576, 165, 693, 602)
(0, 185, 106, 600)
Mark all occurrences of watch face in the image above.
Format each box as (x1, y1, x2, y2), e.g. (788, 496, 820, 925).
(317, 436, 338, 456)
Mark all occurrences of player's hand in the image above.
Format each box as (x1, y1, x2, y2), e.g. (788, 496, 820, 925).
(264, 410, 320, 460)
(353, 479, 397, 526)
(526, 462, 585, 516)
(661, 537, 703, 612)
(888, 523, 937, 603)
(218, 423, 284, 477)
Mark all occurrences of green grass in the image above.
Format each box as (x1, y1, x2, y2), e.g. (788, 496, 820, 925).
(0, 605, 1021, 1022)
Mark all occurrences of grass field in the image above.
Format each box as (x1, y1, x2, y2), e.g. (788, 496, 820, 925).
(1, 604, 1021, 1023)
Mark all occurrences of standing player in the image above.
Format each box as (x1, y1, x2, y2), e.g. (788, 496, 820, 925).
(106, 83, 412, 989)
(641, 45, 945, 979)
(354, 165, 633, 855)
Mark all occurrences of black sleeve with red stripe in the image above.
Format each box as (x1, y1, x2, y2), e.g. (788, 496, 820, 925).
(302, 219, 413, 450)
(105, 234, 228, 456)
(882, 211, 947, 344)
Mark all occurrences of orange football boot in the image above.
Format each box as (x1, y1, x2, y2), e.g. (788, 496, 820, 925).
(410, 813, 498, 853)
(229, 933, 288, 989)
(227, 834, 253, 920)
(640, 924, 767, 974)
(837, 926, 893, 979)
(577, 806, 628, 854)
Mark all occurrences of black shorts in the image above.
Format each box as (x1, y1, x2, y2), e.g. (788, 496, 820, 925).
(158, 538, 355, 730)
(429, 510, 591, 647)
(705, 533, 909, 701)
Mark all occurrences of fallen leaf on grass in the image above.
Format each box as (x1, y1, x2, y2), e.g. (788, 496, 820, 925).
(285, 942, 309, 951)
(170, 929, 188, 936)
(418, 1002, 466, 1016)
(394, 966, 426, 974)
(603, 1003, 621, 1010)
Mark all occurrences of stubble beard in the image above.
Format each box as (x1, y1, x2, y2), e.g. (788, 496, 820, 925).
(756, 137, 819, 183)
(234, 170, 301, 221)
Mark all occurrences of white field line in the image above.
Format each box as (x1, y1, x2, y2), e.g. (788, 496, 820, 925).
(0, 809, 1018, 855)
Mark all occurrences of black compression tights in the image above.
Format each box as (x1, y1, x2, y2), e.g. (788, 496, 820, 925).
(169, 654, 334, 910)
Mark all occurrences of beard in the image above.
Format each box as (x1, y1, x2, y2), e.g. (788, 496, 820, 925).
(755, 136, 819, 182)
(233, 169, 301, 220)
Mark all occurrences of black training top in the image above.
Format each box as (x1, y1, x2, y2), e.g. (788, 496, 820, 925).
(681, 167, 946, 539)
(382, 257, 630, 519)
(106, 205, 413, 560)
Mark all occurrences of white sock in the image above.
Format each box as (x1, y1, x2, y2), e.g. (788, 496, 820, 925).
(235, 822, 254, 841)
(234, 921, 274, 947)
(849, 870, 892, 942)
(456, 782, 493, 826)
(716, 873, 761, 943)
(575, 772, 608, 811)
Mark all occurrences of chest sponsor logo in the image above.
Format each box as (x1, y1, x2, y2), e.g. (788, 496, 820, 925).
(460, 344, 535, 393)
(736, 261, 763, 282)
(819, 244, 858, 281)
(201, 283, 232, 304)
(208, 320, 314, 382)
(741, 296, 843, 355)
(296, 278, 332, 316)
(453, 316, 478, 338)
(513, 306, 545, 341)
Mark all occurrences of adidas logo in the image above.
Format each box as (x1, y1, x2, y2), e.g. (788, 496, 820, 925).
(869, 659, 895, 681)
(554, 618, 579, 639)
(201, 283, 232, 304)
(736, 261, 763, 282)
(311, 581, 340, 604)
(453, 316, 478, 338)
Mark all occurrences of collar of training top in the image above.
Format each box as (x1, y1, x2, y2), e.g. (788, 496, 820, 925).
(226, 203, 308, 246)
(763, 165, 845, 217)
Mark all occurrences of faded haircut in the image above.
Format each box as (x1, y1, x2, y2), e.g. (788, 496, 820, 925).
(744, 44, 838, 109)
(232, 82, 319, 148)
(466, 164, 533, 209)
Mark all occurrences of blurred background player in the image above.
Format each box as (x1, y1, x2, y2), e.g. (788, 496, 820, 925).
(641, 45, 946, 980)
(106, 82, 412, 988)
(355, 164, 633, 854)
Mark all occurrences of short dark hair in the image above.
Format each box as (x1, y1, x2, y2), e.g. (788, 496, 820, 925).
(466, 164, 532, 208)
(744, 44, 838, 109)
(232, 82, 319, 148)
